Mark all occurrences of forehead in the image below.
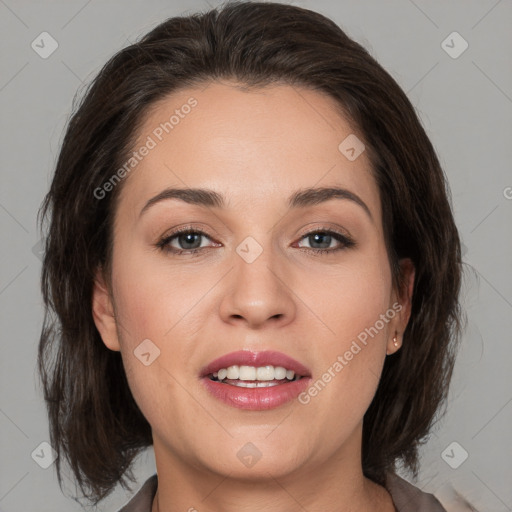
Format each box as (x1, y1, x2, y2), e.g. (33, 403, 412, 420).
(117, 81, 380, 218)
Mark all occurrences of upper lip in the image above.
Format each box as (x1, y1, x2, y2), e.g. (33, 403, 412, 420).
(200, 350, 311, 378)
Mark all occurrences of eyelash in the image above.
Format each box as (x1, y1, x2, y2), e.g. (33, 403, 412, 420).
(156, 225, 356, 257)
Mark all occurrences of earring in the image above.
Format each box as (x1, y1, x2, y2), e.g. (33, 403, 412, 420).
(393, 334, 399, 347)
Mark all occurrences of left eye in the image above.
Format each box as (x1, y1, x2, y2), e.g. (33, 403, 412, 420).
(297, 231, 346, 250)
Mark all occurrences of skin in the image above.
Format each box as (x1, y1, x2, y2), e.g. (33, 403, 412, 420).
(92, 81, 414, 512)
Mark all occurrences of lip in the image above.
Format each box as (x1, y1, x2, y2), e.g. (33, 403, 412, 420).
(199, 350, 312, 411)
(199, 350, 311, 378)
(201, 377, 311, 410)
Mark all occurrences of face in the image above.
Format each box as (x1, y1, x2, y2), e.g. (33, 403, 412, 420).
(93, 81, 413, 481)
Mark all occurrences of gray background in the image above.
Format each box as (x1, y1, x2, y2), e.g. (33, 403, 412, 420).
(1, 0, 511, 511)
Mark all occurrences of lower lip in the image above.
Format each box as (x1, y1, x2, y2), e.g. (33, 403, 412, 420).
(201, 377, 311, 410)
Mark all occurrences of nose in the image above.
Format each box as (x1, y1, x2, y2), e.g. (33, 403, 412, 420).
(218, 240, 297, 329)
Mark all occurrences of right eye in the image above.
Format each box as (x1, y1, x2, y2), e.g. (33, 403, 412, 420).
(156, 228, 220, 255)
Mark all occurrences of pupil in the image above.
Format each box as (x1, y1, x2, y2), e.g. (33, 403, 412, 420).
(310, 233, 331, 249)
(179, 233, 201, 249)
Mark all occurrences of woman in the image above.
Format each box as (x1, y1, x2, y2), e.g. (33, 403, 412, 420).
(37, 2, 463, 511)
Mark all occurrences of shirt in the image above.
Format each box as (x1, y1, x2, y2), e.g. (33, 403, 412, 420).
(116, 472, 447, 511)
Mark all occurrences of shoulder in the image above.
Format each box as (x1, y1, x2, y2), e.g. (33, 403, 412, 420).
(385, 473, 447, 512)
(116, 474, 158, 512)
(116, 471, 447, 512)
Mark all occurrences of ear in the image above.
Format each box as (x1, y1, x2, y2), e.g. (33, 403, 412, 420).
(91, 267, 120, 351)
(386, 258, 415, 355)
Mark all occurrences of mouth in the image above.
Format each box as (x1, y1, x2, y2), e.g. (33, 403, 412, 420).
(199, 350, 311, 410)
(208, 365, 303, 387)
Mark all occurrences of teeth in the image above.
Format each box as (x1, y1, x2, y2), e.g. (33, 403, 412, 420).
(239, 365, 256, 380)
(210, 365, 299, 382)
(274, 366, 287, 379)
(256, 366, 274, 380)
(229, 381, 281, 388)
(227, 365, 240, 379)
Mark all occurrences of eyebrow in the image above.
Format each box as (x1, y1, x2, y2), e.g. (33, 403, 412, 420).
(139, 186, 372, 220)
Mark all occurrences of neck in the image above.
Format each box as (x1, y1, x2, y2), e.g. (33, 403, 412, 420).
(150, 434, 395, 512)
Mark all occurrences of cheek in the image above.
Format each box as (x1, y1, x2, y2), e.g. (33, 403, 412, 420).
(296, 251, 393, 425)
(110, 245, 202, 342)
(108, 244, 215, 416)
(303, 251, 392, 348)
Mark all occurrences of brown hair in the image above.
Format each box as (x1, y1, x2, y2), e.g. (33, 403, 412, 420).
(38, 0, 463, 505)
